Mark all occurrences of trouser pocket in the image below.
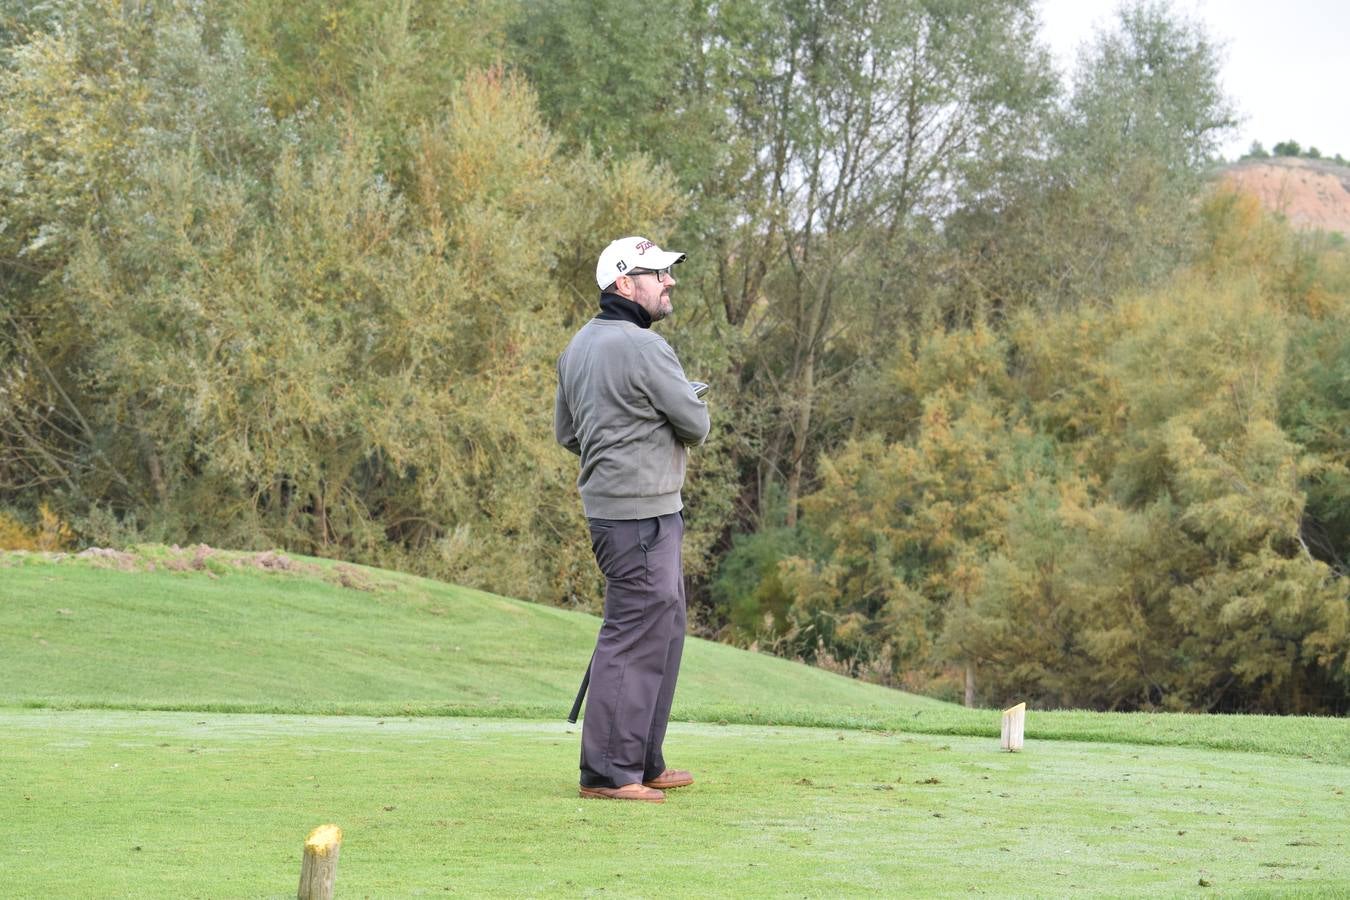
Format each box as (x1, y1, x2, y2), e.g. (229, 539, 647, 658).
(637, 516, 659, 553)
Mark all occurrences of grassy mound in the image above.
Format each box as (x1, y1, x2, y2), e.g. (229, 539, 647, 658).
(2, 546, 1347, 763)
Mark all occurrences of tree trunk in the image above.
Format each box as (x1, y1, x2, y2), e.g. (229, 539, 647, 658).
(784, 350, 815, 528)
(316, 479, 329, 547)
(964, 662, 976, 708)
(133, 407, 167, 505)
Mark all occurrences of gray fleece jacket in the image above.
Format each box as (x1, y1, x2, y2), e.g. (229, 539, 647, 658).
(555, 315, 710, 520)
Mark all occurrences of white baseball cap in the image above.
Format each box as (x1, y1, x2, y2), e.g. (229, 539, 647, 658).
(595, 236, 687, 289)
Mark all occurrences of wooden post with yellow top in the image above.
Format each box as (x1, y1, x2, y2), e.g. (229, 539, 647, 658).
(297, 824, 342, 900)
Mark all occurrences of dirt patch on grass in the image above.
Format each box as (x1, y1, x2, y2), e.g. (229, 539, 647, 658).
(158, 544, 328, 579)
(333, 563, 375, 591)
(75, 547, 139, 571)
(252, 550, 295, 571)
(230, 548, 325, 580)
(8, 543, 395, 592)
(161, 543, 219, 572)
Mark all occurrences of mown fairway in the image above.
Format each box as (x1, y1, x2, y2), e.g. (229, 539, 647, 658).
(2, 549, 1347, 897)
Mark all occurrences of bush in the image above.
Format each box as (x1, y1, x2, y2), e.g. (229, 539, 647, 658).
(711, 526, 813, 641)
(0, 503, 73, 551)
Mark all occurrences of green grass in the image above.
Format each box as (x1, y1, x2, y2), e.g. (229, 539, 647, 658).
(2, 710, 1346, 897)
(1, 547, 1348, 896)
(3, 549, 1346, 763)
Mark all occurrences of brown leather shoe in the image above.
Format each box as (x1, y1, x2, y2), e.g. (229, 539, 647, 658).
(579, 783, 665, 803)
(643, 769, 694, 790)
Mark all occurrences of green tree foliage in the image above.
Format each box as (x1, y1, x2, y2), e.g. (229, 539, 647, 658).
(949, 0, 1236, 314)
(1, 2, 270, 503)
(1263, 139, 1344, 163)
(758, 196, 1348, 712)
(710, 524, 812, 642)
(516, 0, 1057, 532)
(228, 0, 510, 168)
(1106, 276, 1342, 711)
(767, 329, 1030, 692)
(0, 2, 682, 609)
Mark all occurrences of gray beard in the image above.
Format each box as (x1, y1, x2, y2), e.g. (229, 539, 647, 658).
(650, 294, 672, 321)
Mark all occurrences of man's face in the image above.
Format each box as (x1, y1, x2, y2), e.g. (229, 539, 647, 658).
(630, 268, 675, 321)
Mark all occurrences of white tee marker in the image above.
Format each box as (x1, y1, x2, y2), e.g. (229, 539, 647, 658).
(1001, 702, 1026, 752)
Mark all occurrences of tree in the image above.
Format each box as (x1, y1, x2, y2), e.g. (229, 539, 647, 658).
(0, 3, 684, 609)
(1273, 139, 1300, 157)
(947, 0, 1237, 313)
(764, 198, 1350, 712)
(1278, 249, 1350, 578)
(513, 0, 1056, 530)
(742, 0, 1053, 527)
(1, 3, 270, 508)
(228, 0, 511, 173)
(776, 328, 1027, 699)
(1090, 267, 1345, 711)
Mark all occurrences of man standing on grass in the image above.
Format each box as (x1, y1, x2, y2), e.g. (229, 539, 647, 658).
(554, 236, 710, 803)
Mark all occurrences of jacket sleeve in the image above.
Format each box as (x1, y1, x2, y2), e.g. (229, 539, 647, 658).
(554, 367, 581, 456)
(641, 339, 711, 447)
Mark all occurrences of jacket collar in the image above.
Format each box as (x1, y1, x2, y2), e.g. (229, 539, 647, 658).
(596, 291, 652, 329)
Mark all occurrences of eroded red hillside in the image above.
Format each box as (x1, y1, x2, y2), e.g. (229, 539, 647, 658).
(1220, 157, 1350, 235)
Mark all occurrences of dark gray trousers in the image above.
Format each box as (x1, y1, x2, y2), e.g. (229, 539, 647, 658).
(579, 512, 687, 788)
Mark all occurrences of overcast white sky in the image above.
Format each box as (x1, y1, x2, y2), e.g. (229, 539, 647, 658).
(1037, 0, 1350, 160)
